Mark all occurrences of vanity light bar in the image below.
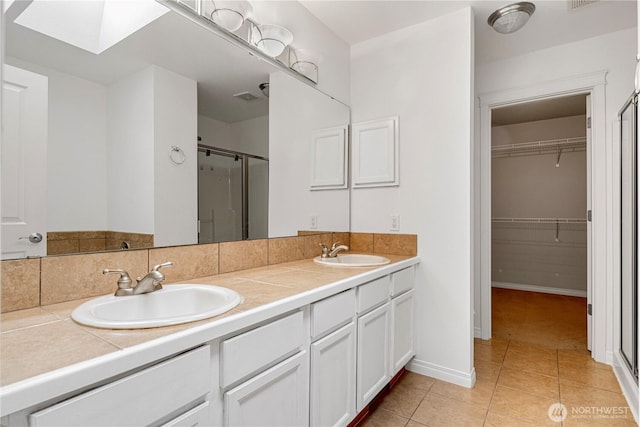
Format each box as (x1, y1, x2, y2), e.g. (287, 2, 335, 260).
(159, 0, 318, 85)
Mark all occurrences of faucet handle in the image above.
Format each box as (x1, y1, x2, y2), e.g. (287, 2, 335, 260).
(152, 261, 173, 272)
(319, 243, 329, 258)
(103, 269, 133, 290)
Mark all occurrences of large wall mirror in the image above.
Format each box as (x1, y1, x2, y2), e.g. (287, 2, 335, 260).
(1, 0, 350, 260)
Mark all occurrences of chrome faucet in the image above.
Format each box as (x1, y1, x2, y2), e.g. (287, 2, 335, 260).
(103, 262, 173, 296)
(329, 242, 349, 257)
(319, 242, 349, 258)
(133, 262, 173, 294)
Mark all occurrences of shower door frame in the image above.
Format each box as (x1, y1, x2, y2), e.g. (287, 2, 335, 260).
(197, 144, 268, 241)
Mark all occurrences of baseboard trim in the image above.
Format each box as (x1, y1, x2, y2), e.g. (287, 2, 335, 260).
(474, 326, 482, 338)
(612, 352, 639, 424)
(407, 358, 476, 388)
(492, 281, 587, 298)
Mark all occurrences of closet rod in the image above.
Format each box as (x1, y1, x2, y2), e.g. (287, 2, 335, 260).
(491, 137, 586, 159)
(491, 217, 587, 224)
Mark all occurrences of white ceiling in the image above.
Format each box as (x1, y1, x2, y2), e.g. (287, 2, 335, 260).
(300, 0, 636, 64)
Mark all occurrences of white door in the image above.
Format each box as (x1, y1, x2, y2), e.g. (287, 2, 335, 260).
(2, 64, 48, 259)
(310, 322, 356, 427)
(224, 351, 309, 427)
(356, 302, 390, 411)
(586, 94, 593, 351)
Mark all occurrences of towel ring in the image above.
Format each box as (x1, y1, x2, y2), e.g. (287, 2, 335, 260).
(170, 146, 186, 165)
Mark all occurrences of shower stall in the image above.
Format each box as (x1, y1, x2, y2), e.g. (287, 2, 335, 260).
(197, 145, 268, 243)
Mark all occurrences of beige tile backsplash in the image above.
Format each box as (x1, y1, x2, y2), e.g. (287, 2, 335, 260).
(1, 232, 417, 313)
(1, 258, 41, 312)
(219, 239, 269, 273)
(149, 243, 218, 283)
(40, 250, 148, 306)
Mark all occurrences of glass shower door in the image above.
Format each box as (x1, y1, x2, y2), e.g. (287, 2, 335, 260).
(198, 150, 243, 243)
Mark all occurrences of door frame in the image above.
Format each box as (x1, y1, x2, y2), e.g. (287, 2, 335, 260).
(477, 71, 608, 363)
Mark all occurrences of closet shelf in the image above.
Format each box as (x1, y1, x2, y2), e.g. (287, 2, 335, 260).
(491, 137, 586, 159)
(492, 217, 587, 224)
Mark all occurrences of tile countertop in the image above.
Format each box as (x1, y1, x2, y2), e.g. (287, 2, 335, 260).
(0, 254, 420, 416)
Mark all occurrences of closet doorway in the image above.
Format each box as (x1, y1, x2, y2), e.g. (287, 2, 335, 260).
(489, 94, 591, 353)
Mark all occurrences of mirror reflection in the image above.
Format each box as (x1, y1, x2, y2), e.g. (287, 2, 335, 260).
(1, 1, 350, 260)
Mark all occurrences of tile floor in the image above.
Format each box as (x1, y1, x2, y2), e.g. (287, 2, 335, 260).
(361, 289, 637, 426)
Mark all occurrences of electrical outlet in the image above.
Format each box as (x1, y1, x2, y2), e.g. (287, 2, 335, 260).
(390, 215, 400, 231)
(310, 215, 318, 229)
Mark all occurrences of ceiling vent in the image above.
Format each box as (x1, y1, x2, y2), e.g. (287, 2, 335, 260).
(233, 91, 259, 102)
(568, 0, 599, 9)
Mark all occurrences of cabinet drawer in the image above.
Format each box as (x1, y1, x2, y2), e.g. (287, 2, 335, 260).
(221, 311, 304, 388)
(161, 401, 210, 427)
(29, 346, 210, 427)
(357, 276, 390, 314)
(391, 267, 415, 297)
(311, 289, 355, 340)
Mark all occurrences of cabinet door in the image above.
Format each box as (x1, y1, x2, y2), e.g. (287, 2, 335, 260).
(391, 290, 415, 375)
(356, 302, 390, 411)
(310, 322, 356, 427)
(224, 351, 309, 427)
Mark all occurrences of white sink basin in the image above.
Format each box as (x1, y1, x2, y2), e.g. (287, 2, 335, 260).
(71, 284, 242, 329)
(313, 254, 391, 267)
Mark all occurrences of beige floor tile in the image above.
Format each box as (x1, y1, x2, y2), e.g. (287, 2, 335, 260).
(497, 367, 559, 400)
(398, 371, 435, 392)
(558, 361, 623, 393)
(484, 411, 541, 426)
(411, 391, 487, 427)
(474, 341, 508, 364)
(429, 378, 496, 409)
(404, 421, 427, 427)
(378, 382, 428, 418)
(502, 349, 558, 377)
(506, 340, 557, 360)
(488, 385, 559, 427)
(361, 408, 409, 427)
(558, 349, 614, 371)
(474, 358, 502, 383)
(563, 411, 638, 426)
(560, 379, 630, 409)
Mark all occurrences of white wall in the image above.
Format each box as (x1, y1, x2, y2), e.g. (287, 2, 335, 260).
(6, 57, 108, 232)
(153, 66, 198, 247)
(269, 71, 350, 237)
(107, 67, 155, 234)
(475, 28, 637, 359)
(252, 1, 350, 104)
(350, 8, 475, 386)
(198, 114, 268, 158)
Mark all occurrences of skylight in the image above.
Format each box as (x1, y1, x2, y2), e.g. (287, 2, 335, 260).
(14, 0, 169, 55)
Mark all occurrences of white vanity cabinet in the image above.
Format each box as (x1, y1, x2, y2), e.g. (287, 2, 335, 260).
(220, 310, 309, 427)
(309, 290, 357, 427)
(28, 346, 211, 427)
(356, 277, 392, 411)
(224, 351, 309, 427)
(390, 267, 416, 376)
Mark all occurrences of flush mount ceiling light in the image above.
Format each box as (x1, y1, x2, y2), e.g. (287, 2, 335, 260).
(487, 2, 535, 34)
(203, 0, 253, 32)
(14, 0, 169, 54)
(250, 23, 293, 57)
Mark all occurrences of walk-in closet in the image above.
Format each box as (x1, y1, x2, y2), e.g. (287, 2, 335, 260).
(491, 94, 590, 352)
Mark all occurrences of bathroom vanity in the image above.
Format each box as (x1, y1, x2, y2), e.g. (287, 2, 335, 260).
(0, 256, 419, 427)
